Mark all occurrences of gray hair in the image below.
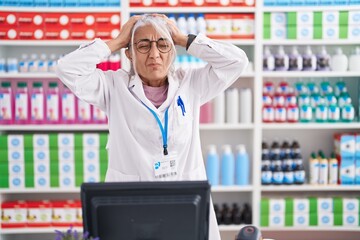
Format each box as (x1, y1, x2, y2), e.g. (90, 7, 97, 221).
(128, 14, 177, 77)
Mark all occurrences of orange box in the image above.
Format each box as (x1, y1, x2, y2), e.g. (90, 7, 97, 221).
(43, 13, 70, 27)
(17, 12, 44, 27)
(1, 201, 27, 228)
(51, 200, 77, 227)
(27, 201, 52, 227)
(0, 12, 18, 27)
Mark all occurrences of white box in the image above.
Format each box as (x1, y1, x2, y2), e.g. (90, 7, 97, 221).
(269, 213, 285, 227)
(343, 198, 359, 213)
(59, 161, 74, 176)
(84, 162, 100, 182)
(297, 12, 313, 26)
(34, 149, 50, 162)
(270, 199, 285, 214)
(83, 134, 99, 148)
(83, 148, 99, 162)
(8, 135, 24, 149)
(9, 162, 24, 176)
(27, 207, 52, 224)
(348, 25, 360, 39)
(58, 133, 74, 148)
(343, 213, 359, 226)
(294, 213, 309, 226)
(323, 11, 339, 25)
(271, 12, 287, 26)
(271, 26, 287, 40)
(33, 134, 49, 148)
(59, 148, 74, 161)
(318, 198, 333, 213)
(35, 174, 50, 188)
(34, 162, 49, 175)
(318, 212, 333, 226)
(348, 11, 360, 25)
(297, 26, 313, 40)
(8, 149, 24, 163)
(9, 175, 25, 189)
(59, 175, 75, 188)
(294, 198, 310, 213)
(323, 25, 339, 39)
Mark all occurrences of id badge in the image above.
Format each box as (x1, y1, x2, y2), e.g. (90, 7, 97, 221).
(154, 152, 178, 179)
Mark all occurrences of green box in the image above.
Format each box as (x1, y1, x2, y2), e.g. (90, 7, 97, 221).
(0, 176, 9, 188)
(285, 214, 293, 226)
(287, 26, 297, 39)
(314, 12, 323, 26)
(0, 149, 8, 163)
(287, 12, 297, 26)
(0, 135, 8, 149)
(99, 133, 108, 147)
(339, 24, 348, 39)
(49, 133, 58, 148)
(24, 134, 33, 150)
(309, 213, 318, 226)
(339, 11, 348, 26)
(261, 198, 270, 215)
(334, 214, 343, 226)
(264, 12, 271, 27)
(333, 197, 343, 214)
(263, 26, 271, 39)
(309, 197, 318, 214)
(260, 214, 269, 227)
(314, 26, 323, 39)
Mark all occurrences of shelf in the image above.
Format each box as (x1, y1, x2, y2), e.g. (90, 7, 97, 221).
(0, 40, 87, 46)
(0, 227, 83, 235)
(261, 226, 360, 232)
(0, 7, 121, 12)
(262, 122, 360, 130)
(0, 73, 58, 79)
(200, 123, 254, 130)
(263, 39, 360, 45)
(130, 7, 256, 13)
(219, 39, 255, 45)
(0, 124, 108, 131)
(218, 225, 245, 231)
(262, 71, 360, 78)
(0, 188, 80, 194)
(211, 186, 253, 192)
(263, 5, 360, 12)
(261, 185, 360, 192)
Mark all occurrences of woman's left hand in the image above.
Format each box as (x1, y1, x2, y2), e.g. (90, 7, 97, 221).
(150, 14, 188, 48)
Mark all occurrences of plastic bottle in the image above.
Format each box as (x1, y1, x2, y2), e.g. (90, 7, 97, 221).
(242, 203, 252, 224)
(19, 54, 29, 73)
(0, 58, 5, 73)
(177, 14, 188, 35)
(271, 153, 282, 172)
(30, 82, 45, 124)
(92, 106, 107, 123)
(221, 145, 235, 186)
(187, 13, 197, 35)
(61, 84, 76, 123)
(14, 82, 29, 124)
(77, 98, 92, 123)
(213, 92, 225, 124)
(288, 46, 303, 71)
(283, 158, 294, 185)
(206, 145, 220, 186)
(290, 140, 301, 158)
(38, 54, 48, 72)
(261, 153, 272, 185)
(334, 81, 347, 97)
(309, 152, 319, 184)
(48, 54, 58, 72)
(281, 140, 291, 157)
(330, 47, 348, 72)
(7, 58, 18, 73)
(316, 46, 331, 71)
(270, 140, 281, 159)
(293, 153, 305, 184)
(328, 152, 338, 185)
(315, 103, 328, 122)
(318, 151, 328, 185)
(28, 54, 39, 72)
(348, 47, 360, 72)
(272, 164, 284, 185)
(302, 46, 317, 71)
(328, 104, 340, 122)
(200, 101, 213, 123)
(262, 141, 269, 156)
(225, 88, 239, 124)
(168, 14, 177, 24)
(341, 104, 355, 122)
(239, 88, 252, 123)
(0, 81, 13, 124)
(235, 144, 249, 186)
(274, 46, 289, 71)
(196, 13, 207, 35)
(46, 82, 60, 124)
(263, 46, 275, 71)
(299, 104, 313, 122)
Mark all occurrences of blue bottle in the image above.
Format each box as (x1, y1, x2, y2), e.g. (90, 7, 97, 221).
(235, 144, 249, 185)
(206, 145, 220, 186)
(221, 145, 235, 186)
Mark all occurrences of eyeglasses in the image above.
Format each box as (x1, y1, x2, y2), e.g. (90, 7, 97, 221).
(130, 38, 172, 54)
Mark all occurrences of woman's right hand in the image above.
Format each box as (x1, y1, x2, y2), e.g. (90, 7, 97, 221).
(106, 15, 142, 53)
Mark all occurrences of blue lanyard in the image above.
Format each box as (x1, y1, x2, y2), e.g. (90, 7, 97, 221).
(143, 104, 169, 155)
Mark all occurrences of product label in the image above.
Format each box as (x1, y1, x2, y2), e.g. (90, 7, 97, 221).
(262, 171, 272, 184)
(62, 93, 75, 121)
(15, 93, 28, 120)
(78, 99, 91, 121)
(31, 93, 44, 121)
(27, 208, 52, 224)
(1, 208, 27, 224)
(93, 106, 106, 121)
(52, 208, 76, 223)
(46, 94, 59, 121)
(294, 170, 305, 183)
(0, 93, 12, 120)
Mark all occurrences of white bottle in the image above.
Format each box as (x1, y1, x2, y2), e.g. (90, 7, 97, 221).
(38, 54, 48, 72)
(263, 46, 275, 71)
(239, 88, 252, 123)
(177, 14, 188, 35)
(225, 88, 239, 124)
(168, 14, 177, 24)
(330, 48, 348, 72)
(274, 46, 289, 71)
(0, 58, 5, 73)
(348, 47, 360, 72)
(187, 13, 197, 35)
(48, 54, 58, 72)
(19, 54, 29, 73)
(7, 58, 18, 73)
(28, 54, 39, 72)
(302, 46, 317, 71)
(213, 92, 225, 124)
(196, 14, 207, 35)
(288, 46, 303, 71)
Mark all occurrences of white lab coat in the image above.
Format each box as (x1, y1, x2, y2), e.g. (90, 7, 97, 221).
(56, 33, 248, 240)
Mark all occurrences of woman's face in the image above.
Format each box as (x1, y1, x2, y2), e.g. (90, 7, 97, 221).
(129, 25, 173, 85)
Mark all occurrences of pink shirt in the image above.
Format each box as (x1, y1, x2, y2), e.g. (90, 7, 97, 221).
(143, 84, 169, 108)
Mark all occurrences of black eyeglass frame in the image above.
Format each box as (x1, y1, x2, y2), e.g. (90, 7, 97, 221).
(128, 38, 172, 54)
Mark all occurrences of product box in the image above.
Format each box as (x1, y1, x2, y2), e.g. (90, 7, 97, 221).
(270, 199, 286, 214)
(34, 148, 50, 162)
(27, 201, 52, 227)
(323, 25, 339, 39)
(317, 198, 333, 213)
(74, 200, 83, 226)
(230, 0, 256, 6)
(271, 12, 287, 26)
(18, 26, 44, 40)
(293, 213, 309, 226)
(297, 11, 313, 26)
(205, 14, 232, 39)
(17, 12, 44, 27)
(83, 134, 100, 148)
(33, 134, 49, 148)
(0, 12, 17, 27)
(348, 11, 360, 25)
(231, 14, 255, 39)
(51, 200, 77, 227)
(333, 197, 360, 214)
(95, 25, 118, 40)
(1, 201, 27, 228)
(271, 25, 287, 39)
(296, 25, 313, 39)
(348, 25, 360, 39)
(8, 149, 24, 163)
(35, 174, 50, 188)
(343, 213, 359, 226)
(7, 135, 24, 149)
(84, 162, 100, 183)
(59, 148, 74, 161)
(269, 213, 285, 227)
(9, 162, 24, 176)
(95, 13, 121, 27)
(294, 198, 310, 214)
(338, 156, 356, 184)
(58, 134, 75, 148)
(34, 162, 49, 175)
(318, 212, 334, 226)
(334, 133, 356, 159)
(323, 11, 339, 25)
(44, 26, 70, 40)
(43, 13, 70, 27)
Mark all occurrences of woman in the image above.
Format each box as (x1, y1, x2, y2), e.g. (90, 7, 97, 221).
(56, 14, 248, 240)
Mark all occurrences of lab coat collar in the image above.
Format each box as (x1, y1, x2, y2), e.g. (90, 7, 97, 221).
(128, 73, 179, 112)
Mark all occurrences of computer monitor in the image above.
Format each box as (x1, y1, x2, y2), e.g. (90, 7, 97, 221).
(81, 181, 211, 240)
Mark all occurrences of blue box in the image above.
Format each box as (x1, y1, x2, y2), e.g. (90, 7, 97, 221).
(34, 0, 48, 5)
(49, 0, 63, 6)
(63, 0, 76, 6)
(4, 0, 19, 5)
(92, 0, 107, 6)
(107, 0, 119, 6)
(304, 0, 318, 5)
(277, 0, 291, 5)
(264, 0, 277, 5)
(19, 0, 33, 6)
(78, 0, 91, 5)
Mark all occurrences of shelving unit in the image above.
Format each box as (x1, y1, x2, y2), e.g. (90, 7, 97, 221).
(1, 0, 360, 240)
